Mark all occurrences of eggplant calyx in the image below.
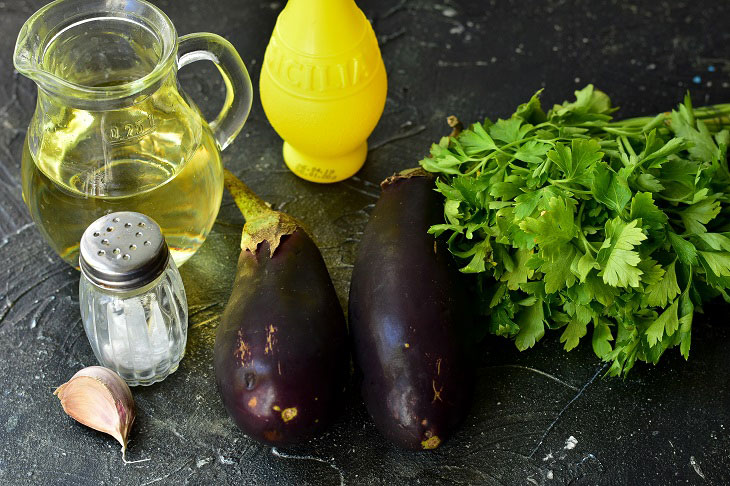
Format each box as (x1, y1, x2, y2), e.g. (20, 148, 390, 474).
(381, 167, 434, 189)
(223, 169, 299, 256)
(242, 212, 299, 256)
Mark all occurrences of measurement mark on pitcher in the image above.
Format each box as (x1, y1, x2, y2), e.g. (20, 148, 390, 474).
(103, 114, 156, 145)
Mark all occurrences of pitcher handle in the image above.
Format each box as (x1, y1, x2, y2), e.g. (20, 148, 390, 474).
(178, 33, 253, 151)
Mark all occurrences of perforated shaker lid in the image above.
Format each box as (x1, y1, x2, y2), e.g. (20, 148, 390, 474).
(79, 212, 170, 291)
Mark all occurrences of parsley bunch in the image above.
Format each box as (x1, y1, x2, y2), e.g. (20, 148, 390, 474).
(420, 86, 730, 375)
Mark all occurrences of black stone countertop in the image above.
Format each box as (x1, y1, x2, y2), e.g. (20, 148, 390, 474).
(1, 0, 730, 484)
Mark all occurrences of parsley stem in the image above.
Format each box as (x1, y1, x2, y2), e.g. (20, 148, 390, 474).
(604, 103, 730, 133)
(599, 126, 642, 137)
(508, 164, 531, 174)
(575, 203, 599, 255)
(579, 233, 599, 255)
(463, 157, 491, 176)
(547, 180, 592, 195)
(654, 193, 695, 203)
(492, 135, 540, 154)
(620, 136, 638, 158)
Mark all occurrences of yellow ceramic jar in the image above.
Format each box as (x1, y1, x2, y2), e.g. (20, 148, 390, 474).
(260, 0, 387, 183)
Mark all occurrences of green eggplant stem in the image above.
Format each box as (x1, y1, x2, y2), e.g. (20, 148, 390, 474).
(222, 169, 299, 255)
(223, 169, 273, 222)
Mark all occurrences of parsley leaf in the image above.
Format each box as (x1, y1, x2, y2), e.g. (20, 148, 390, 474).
(520, 196, 578, 262)
(549, 139, 603, 183)
(459, 122, 497, 155)
(560, 306, 591, 351)
(671, 94, 721, 162)
(541, 246, 578, 293)
(514, 140, 552, 164)
(646, 299, 679, 347)
(698, 233, 730, 252)
(679, 197, 721, 234)
(592, 319, 614, 358)
(592, 163, 632, 213)
(489, 118, 531, 144)
(630, 192, 667, 230)
(596, 218, 647, 288)
(515, 300, 545, 350)
(644, 260, 681, 308)
(698, 251, 730, 277)
(668, 232, 698, 266)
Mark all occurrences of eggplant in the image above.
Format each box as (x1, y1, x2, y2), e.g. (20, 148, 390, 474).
(214, 170, 348, 445)
(349, 168, 471, 450)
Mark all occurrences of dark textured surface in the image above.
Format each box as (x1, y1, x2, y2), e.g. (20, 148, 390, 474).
(1, 0, 729, 485)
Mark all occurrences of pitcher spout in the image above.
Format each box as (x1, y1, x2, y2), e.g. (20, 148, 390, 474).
(13, 10, 45, 84)
(13, 0, 179, 110)
(13, 0, 79, 90)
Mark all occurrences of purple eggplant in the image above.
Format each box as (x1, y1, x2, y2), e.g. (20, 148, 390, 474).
(214, 170, 348, 445)
(348, 168, 471, 450)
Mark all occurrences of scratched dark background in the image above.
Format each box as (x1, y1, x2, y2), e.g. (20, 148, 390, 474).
(1, 0, 730, 484)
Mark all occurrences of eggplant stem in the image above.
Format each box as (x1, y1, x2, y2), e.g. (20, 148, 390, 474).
(382, 167, 433, 188)
(223, 169, 300, 255)
(223, 169, 273, 221)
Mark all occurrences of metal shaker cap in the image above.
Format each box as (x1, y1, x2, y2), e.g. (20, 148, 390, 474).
(79, 212, 170, 291)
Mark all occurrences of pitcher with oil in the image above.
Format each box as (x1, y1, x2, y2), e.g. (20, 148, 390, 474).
(14, 0, 252, 267)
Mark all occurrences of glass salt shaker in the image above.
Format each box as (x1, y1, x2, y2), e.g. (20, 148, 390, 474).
(78, 212, 188, 386)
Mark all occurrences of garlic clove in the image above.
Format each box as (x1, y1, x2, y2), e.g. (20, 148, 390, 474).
(54, 366, 135, 456)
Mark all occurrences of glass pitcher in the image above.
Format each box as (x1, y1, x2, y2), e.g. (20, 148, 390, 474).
(13, 0, 252, 267)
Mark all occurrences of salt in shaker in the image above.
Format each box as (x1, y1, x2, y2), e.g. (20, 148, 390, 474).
(78, 212, 188, 386)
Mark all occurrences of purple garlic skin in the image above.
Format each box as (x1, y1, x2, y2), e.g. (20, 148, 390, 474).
(54, 366, 136, 455)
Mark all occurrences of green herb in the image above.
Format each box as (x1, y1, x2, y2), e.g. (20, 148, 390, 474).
(420, 85, 730, 375)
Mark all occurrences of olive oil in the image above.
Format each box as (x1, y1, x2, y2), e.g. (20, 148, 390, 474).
(21, 124, 223, 267)
(21, 23, 224, 268)
(39, 17, 161, 88)
(15, 4, 252, 268)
